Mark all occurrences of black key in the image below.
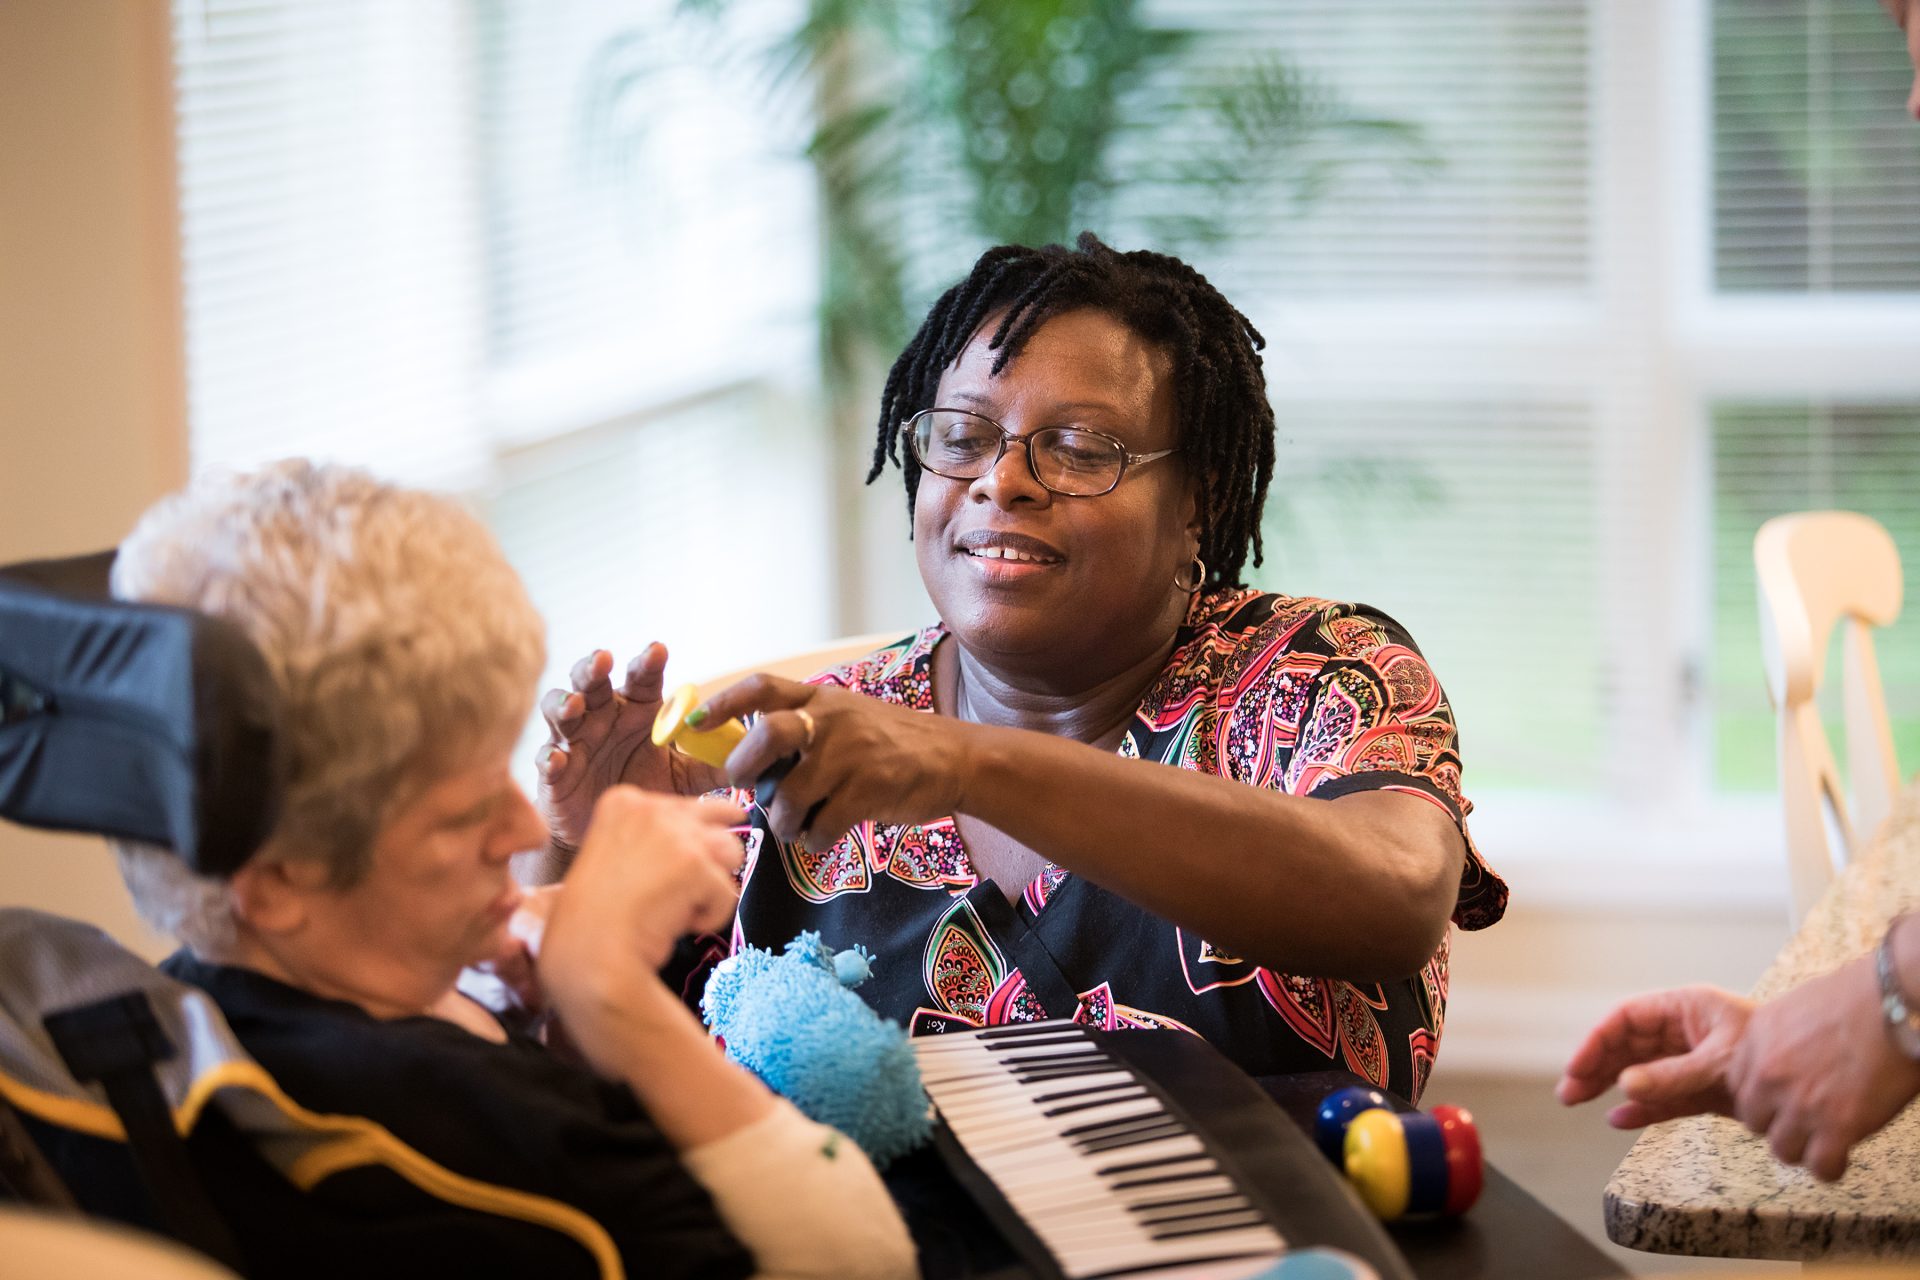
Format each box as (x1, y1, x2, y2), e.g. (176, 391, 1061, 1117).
(1012, 1064, 1124, 1085)
(1079, 1124, 1190, 1155)
(1070, 1128, 1182, 1157)
(1108, 1168, 1224, 1191)
(1041, 1087, 1153, 1118)
(1002, 1049, 1110, 1068)
(1147, 1214, 1269, 1241)
(1031, 1081, 1142, 1104)
(1127, 1190, 1250, 1215)
(1061, 1110, 1174, 1140)
(985, 1033, 1088, 1051)
(1136, 1202, 1259, 1228)
(1097, 1152, 1216, 1178)
(978, 1024, 1085, 1041)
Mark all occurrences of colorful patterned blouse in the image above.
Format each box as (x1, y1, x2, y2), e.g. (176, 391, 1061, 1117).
(709, 588, 1506, 1103)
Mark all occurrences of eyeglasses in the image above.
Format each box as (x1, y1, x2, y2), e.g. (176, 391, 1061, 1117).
(905, 407, 1177, 498)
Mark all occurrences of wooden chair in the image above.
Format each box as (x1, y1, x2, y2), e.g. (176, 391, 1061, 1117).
(691, 631, 910, 701)
(1754, 511, 1904, 927)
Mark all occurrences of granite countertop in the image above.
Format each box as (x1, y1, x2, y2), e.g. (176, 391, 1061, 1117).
(1604, 782, 1920, 1262)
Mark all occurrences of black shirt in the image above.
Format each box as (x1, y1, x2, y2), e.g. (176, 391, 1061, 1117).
(160, 952, 754, 1280)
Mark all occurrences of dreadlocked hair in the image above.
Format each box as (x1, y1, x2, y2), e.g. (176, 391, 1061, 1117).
(868, 231, 1276, 589)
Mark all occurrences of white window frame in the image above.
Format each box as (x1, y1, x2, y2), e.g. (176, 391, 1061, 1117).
(1257, 0, 1920, 909)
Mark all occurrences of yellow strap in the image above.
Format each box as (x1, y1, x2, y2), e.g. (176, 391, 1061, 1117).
(0, 1059, 623, 1280)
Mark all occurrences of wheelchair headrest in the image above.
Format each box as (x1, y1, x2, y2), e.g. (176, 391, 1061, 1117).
(0, 553, 285, 878)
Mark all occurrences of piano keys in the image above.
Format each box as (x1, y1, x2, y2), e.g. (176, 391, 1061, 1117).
(914, 1020, 1410, 1280)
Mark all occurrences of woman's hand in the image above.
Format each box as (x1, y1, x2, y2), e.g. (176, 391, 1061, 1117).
(532, 788, 786, 1149)
(1558, 959, 1920, 1182)
(1722, 954, 1920, 1181)
(536, 787, 747, 1079)
(536, 644, 729, 849)
(698, 675, 977, 847)
(541, 787, 745, 978)
(1556, 985, 1752, 1127)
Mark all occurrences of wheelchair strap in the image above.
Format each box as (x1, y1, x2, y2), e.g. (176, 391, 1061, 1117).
(0, 1092, 77, 1209)
(44, 993, 245, 1271)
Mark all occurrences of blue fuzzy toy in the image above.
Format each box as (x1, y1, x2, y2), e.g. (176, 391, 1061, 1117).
(700, 932, 932, 1166)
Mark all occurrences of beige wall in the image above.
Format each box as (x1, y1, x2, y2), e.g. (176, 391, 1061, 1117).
(0, 0, 187, 956)
(1435, 893, 1789, 1081)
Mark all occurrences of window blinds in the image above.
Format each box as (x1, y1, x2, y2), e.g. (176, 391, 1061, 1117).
(474, 0, 815, 405)
(1132, 0, 1593, 300)
(171, 0, 488, 489)
(1263, 398, 1602, 793)
(1714, 0, 1920, 291)
(171, 0, 833, 769)
(1117, 1, 1608, 799)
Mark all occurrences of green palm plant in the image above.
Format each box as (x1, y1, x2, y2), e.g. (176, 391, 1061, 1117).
(653, 0, 1431, 386)
(584, 0, 1434, 619)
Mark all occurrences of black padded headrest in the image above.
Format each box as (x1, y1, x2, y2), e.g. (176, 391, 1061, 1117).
(0, 552, 285, 877)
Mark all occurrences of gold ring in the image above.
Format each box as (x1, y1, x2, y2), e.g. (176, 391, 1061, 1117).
(794, 707, 817, 749)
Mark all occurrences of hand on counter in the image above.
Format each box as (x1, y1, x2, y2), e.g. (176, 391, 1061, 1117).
(1722, 950, 1920, 1179)
(1559, 914, 1920, 1181)
(1556, 985, 1750, 1129)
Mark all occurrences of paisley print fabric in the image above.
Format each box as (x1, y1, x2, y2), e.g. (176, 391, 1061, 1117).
(707, 589, 1505, 1102)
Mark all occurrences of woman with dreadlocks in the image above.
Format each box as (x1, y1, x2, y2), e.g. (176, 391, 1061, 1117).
(536, 234, 1504, 1101)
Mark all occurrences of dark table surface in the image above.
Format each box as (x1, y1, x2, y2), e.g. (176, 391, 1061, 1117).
(1259, 1071, 1624, 1280)
(889, 1032, 1625, 1280)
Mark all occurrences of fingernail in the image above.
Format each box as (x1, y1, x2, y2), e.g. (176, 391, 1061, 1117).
(685, 706, 709, 727)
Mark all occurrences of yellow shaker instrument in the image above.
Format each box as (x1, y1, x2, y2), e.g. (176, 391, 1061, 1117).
(651, 684, 746, 769)
(651, 684, 802, 808)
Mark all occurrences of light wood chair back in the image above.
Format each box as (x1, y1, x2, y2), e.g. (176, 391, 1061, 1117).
(691, 631, 910, 702)
(1754, 511, 1903, 926)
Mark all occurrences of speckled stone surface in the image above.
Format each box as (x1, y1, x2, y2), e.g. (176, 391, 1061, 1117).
(1604, 782, 1920, 1262)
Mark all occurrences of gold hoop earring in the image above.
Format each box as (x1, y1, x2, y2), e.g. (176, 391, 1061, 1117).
(1173, 556, 1206, 593)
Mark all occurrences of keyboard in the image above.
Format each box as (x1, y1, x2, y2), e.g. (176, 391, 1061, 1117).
(914, 1020, 1409, 1280)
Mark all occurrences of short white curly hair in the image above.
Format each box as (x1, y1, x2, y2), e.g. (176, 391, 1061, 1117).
(109, 460, 546, 951)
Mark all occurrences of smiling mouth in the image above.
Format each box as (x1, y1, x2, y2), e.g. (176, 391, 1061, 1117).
(963, 546, 1062, 565)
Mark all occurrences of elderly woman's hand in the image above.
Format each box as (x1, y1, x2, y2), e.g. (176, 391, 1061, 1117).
(537, 645, 729, 850)
(699, 675, 977, 848)
(543, 787, 746, 971)
(535, 788, 744, 1075)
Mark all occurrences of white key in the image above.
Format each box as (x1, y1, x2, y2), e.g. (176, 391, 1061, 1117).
(913, 1025, 1287, 1279)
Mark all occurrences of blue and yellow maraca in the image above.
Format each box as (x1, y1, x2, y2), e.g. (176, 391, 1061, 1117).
(1313, 1085, 1483, 1221)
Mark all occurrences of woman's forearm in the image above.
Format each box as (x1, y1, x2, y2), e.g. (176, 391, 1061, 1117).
(680, 1102, 918, 1280)
(600, 980, 918, 1278)
(954, 723, 1462, 980)
(579, 973, 778, 1151)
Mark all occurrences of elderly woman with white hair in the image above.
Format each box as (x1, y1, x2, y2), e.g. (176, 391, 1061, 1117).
(109, 460, 916, 1280)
